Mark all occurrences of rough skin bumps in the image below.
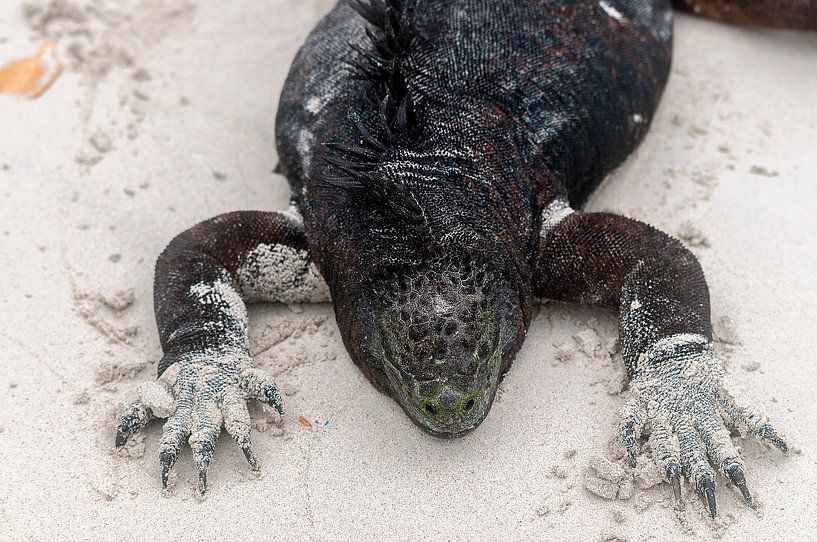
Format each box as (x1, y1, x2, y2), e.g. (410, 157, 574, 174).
(115, 0, 814, 518)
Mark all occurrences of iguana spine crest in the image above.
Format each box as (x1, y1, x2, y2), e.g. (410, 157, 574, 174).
(324, 0, 429, 234)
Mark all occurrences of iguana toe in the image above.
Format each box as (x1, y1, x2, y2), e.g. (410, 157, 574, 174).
(115, 400, 153, 448)
(116, 351, 282, 493)
(620, 338, 789, 519)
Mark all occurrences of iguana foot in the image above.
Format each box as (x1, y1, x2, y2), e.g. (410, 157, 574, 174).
(619, 334, 788, 519)
(115, 349, 283, 496)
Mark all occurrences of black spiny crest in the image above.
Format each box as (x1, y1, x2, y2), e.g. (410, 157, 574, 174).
(323, 0, 427, 233)
(348, 0, 415, 91)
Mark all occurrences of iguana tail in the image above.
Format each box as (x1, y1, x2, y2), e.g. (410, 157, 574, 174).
(674, 0, 817, 30)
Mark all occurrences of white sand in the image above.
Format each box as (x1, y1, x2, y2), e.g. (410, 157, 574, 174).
(1, 1, 816, 540)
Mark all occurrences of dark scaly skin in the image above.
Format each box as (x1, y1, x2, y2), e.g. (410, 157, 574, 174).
(275, 0, 672, 422)
(675, 0, 817, 30)
(116, 0, 799, 513)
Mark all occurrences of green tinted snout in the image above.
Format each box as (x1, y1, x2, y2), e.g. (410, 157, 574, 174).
(417, 386, 486, 436)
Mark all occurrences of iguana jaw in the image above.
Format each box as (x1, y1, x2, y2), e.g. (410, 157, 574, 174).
(397, 384, 500, 439)
(380, 346, 503, 438)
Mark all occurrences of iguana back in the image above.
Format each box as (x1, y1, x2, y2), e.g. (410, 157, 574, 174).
(275, 0, 672, 281)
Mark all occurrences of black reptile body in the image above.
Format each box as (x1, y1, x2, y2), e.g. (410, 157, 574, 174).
(116, 0, 803, 502)
(275, 0, 671, 418)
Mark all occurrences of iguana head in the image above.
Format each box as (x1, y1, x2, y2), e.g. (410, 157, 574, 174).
(348, 255, 527, 438)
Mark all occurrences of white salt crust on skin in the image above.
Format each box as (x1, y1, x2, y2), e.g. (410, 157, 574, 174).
(599, 1, 625, 23)
(297, 129, 315, 171)
(533, 110, 572, 144)
(236, 243, 331, 304)
(618, 269, 651, 368)
(540, 198, 575, 240)
(301, 51, 345, 118)
(280, 203, 304, 226)
(432, 295, 453, 316)
(190, 277, 249, 330)
(305, 96, 323, 115)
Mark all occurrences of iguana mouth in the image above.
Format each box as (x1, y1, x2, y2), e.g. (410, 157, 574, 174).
(367, 255, 514, 437)
(381, 353, 501, 438)
(405, 385, 497, 438)
(379, 325, 507, 437)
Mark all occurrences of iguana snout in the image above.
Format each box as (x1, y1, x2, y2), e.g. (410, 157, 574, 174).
(356, 255, 525, 438)
(411, 383, 489, 438)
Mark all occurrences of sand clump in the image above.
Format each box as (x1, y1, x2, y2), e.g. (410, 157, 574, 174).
(551, 342, 575, 365)
(632, 457, 663, 490)
(74, 290, 139, 345)
(611, 509, 628, 523)
(714, 315, 741, 347)
(95, 359, 150, 390)
(749, 165, 779, 178)
(574, 328, 604, 359)
(89, 129, 113, 153)
(99, 288, 135, 311)
(584, 455, 634, 501)
(536, 495, 573, 517)
(549, 464, 570, 479)
(713, 315, 742, 359)
(677, 220, 710, 247)
(89, 477, 120, 501)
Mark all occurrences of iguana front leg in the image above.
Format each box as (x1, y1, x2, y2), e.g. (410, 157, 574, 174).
(115, 210, 329, 495)
(533, 198, 788, 517)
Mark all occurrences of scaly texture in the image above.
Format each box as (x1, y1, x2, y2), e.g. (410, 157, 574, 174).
(116, 1, 802, 509)
(674, 0, 817, 29)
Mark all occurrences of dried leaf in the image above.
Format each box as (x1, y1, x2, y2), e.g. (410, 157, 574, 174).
(0, 39, 62, 99)
(297, 416, 312, 428)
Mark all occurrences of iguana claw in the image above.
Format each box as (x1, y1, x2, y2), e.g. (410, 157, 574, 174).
(699, 475, 717, 519)
(619, 336, 788, 519)
(115, 350, 282, 494)
(115, 400, 153, 448)
(668, 464, 682, 504)
(724, 460, 753, 507)
(160, 450, 176, 489)
(241, 445, 260, 472)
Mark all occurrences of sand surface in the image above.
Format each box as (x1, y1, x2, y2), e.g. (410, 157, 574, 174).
(1, 2, 816, 540)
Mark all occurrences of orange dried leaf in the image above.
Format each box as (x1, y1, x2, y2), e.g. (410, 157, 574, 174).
(0, 39, 62, 99)
(297, 416, 312, 428)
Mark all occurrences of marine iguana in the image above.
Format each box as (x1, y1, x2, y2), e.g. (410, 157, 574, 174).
(115, 0, 813, 517)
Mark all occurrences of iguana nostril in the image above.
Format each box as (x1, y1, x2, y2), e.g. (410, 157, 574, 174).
(421, 388, 481, 418)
